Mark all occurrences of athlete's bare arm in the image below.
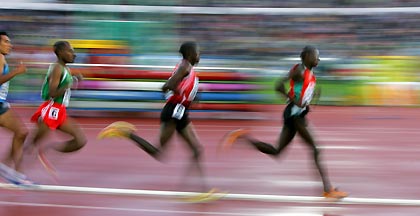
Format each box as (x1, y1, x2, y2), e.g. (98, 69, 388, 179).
(162, 62, 190, 94)
(0, 55, 26, 85)
(70, 68, 83, 81)
(312, 87, 321, 105)
(275, 64, 305, 107)
(48, 64, 69, 98)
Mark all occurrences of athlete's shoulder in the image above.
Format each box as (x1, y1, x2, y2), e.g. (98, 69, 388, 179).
(292, 63, 305, 72)
(51, 63, 64, 72)
(177, 60, 192, 76)
(0, 54, 5, 64)
(289, 63, 304, 81)
(180, 59, 192, 69)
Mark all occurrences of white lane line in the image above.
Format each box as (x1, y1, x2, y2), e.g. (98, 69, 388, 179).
(0, 183, 419, 206)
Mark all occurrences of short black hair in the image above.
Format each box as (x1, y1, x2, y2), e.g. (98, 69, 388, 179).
(179, 41, 197, 59)
(300, 45, 317, 61)
(53, 41, 69, 56)
(0, 31, 9, 41)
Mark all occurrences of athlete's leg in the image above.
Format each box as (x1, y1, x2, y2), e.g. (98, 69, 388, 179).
(294, 117, 348, 198)
(293, 117, 331, 192)
(127, 120, 177, 159)
(33, 122, 50, 144)
(55, 117, 87, 153)
(128, 133, 159, 156)
(246, 125, 296, 156)
(0, 109, 28, 171)
(22, 120, 50, 165)
(223, 122, 296, 156)
(34, 117, 86, 177)
(177, 122, 207, 191)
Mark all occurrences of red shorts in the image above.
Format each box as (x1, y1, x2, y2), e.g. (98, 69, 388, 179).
(31, 101, 67, 130)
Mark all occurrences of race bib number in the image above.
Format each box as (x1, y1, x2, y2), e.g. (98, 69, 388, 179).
(48, 107, 60, 120)
(172, 104, 185, 120)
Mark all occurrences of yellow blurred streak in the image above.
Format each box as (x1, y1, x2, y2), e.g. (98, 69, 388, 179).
(364, 84, 418, 106)
(362, 56, 420, 60)
(49, 39, 127, 49)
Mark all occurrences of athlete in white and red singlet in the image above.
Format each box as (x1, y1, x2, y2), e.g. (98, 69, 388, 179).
(98, 42, 211, 194)
(166, 59, 199, 108)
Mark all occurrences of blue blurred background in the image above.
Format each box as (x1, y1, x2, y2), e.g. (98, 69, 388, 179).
(2, 0, 420, 118)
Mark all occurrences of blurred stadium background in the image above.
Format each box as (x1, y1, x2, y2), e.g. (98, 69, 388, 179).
(2, 0, 420, 118)
(2, 2, 420, 216)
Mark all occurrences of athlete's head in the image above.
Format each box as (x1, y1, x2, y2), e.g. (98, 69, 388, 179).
(179, 41, 200, 65)
(54, 41, 76, 64)
(300, 45, 319, 69)
(0, 31, 12, 56)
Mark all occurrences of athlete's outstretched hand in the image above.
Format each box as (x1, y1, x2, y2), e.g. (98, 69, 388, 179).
(13, 61, 26, 75)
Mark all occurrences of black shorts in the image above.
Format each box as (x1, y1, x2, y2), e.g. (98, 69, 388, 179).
(0, 101, 10, 115)
(283, 103, 309, 129)
(160, 102, 191, 132)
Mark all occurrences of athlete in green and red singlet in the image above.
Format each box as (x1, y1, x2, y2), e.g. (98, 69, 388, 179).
(28, 41, 86, 176)
(221, 46, 348, 199)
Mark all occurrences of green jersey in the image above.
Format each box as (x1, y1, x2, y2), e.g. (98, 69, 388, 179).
(41, 63, 73, 106)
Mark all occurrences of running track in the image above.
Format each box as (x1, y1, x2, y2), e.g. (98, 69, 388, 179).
(1, 105, 420, 216)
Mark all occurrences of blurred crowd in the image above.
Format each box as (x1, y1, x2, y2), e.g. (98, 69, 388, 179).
(1, 1, 420, 63)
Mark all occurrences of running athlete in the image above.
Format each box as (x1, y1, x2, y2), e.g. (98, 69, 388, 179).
(0, 31, 29, 174)
(221, 46, 348, 199)
(98, 41, 210, 193)
(28, 41, 86, 175)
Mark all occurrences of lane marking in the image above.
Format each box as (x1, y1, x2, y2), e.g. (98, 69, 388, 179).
(0, 183, 419, 206)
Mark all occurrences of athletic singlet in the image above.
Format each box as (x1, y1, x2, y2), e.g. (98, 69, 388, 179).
(0, 64, 9, 102)
(41, 63, 73, 107)
(166, 60, 199, 107)
(288, 64, 316, 115)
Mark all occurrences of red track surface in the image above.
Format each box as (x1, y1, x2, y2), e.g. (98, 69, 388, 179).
(1, 106, 420, 215)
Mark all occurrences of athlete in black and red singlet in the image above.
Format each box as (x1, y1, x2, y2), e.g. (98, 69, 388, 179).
(99, 42, 209, 193)
(221, 46, 348, 199)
